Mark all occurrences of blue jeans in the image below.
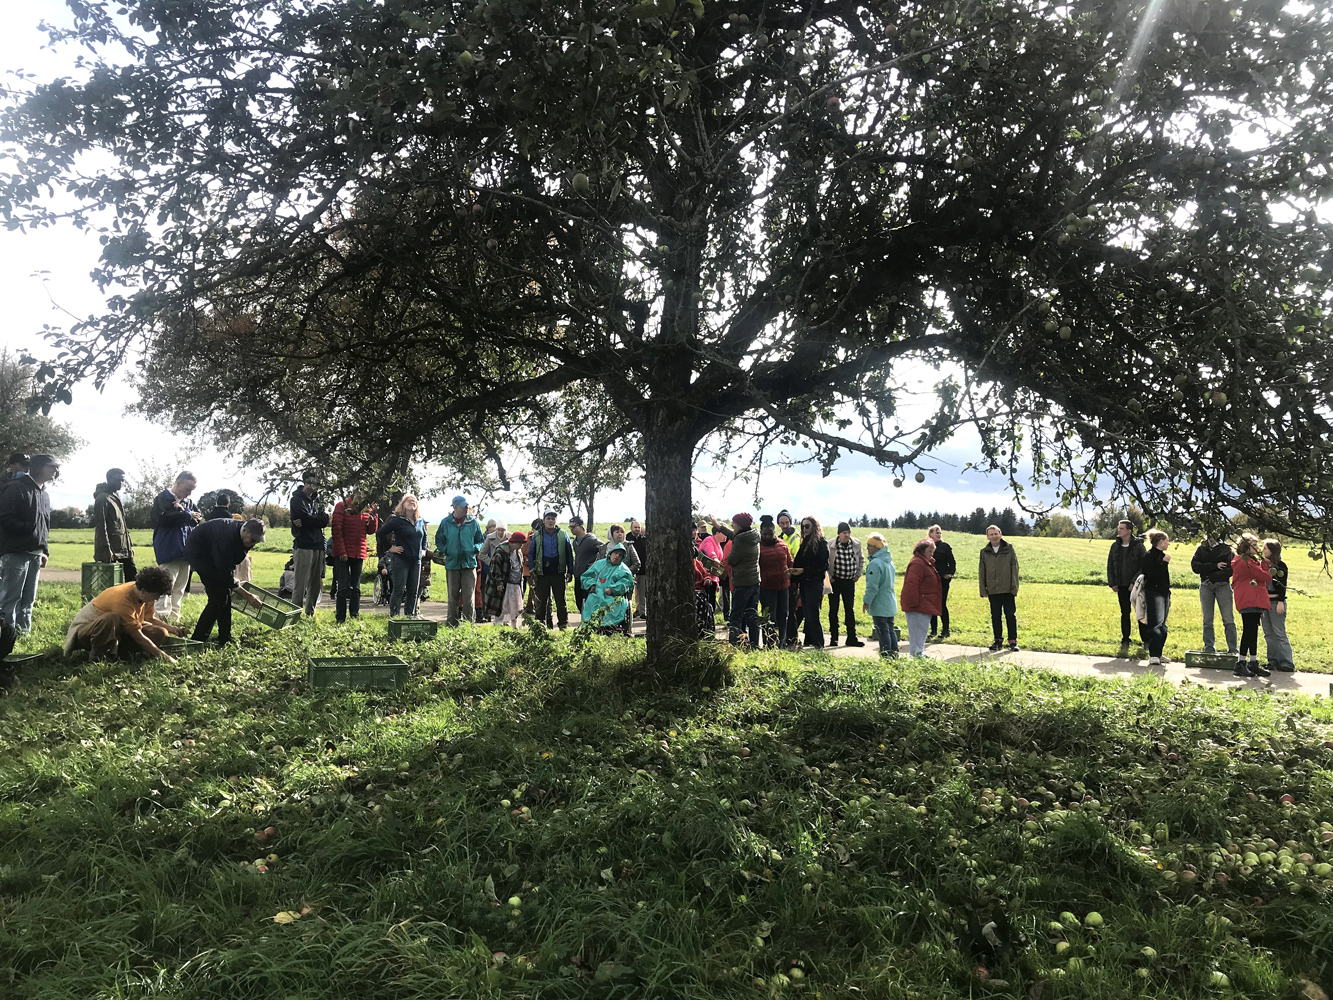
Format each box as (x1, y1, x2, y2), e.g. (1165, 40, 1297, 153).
(873, 616, 899, 658)
(1146, 592, 1170, 658)
(1199, 580, 1237, 652)
(0, 552, 42, 632)
(760, 587, 789, 648)
(389, 554, 420, 617)
(1261, 605, 1294, 670)
(729, 585, 761, 647)
(906, 611, 932, 657)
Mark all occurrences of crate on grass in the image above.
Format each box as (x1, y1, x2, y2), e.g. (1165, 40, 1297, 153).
(157, 636, 209, 656)
(387, 616, 439, 641)
(230, 582, 303, 630)
(81, 561, 123, 603)
(1185, 650, 1242, 670)
(2, 653, 44, 666)
(308, 655, 409, 690)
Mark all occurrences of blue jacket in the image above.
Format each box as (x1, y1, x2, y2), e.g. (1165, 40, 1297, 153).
(434, 514, 486, 570)
(378, 516, 426, 561)
(862, 546, 898, 618)
(151, 488, 198, 564)
(528, 527, 573, 576)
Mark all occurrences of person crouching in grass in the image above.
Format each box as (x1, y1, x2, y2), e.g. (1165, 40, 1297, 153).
(64, 566, 190, 663)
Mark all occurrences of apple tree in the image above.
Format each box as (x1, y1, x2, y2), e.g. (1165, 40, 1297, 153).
(4, 0, 1333, 668)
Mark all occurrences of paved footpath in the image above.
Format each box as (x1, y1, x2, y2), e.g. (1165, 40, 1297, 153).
(371, 598, 1329, 698)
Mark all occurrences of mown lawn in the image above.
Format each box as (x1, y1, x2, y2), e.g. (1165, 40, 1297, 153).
(2, 596, 1333, 999)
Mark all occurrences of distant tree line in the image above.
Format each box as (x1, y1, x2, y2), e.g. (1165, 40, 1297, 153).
(848, 507, 1033, 536)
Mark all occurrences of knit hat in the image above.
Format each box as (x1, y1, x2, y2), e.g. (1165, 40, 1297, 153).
(837, 521, 851, 534)
(776, 508, 791, 521)
(759, 514, 775, 526)
(508, 531, 527, 545)
(733, 512, 753, 530)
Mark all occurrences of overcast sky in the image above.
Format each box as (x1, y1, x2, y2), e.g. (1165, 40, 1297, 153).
(0, 0, 1041, 528)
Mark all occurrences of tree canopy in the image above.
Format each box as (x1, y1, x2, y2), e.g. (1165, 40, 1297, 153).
(0, 350, 81, 463)
(5, 0, 1333, 662)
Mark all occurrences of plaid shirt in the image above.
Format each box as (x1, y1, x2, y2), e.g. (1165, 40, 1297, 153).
(832, 540, 858, 580)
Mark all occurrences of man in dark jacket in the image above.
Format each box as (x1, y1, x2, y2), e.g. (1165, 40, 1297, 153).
(151, 471, 203, 619)
(927, 525, 955, 639)
(186, 517, 265, 644)
(569, 516, 603, 613)
(289, 480, 330, 617)
(725, 513, 762, 647)
(527, 510, 574, 629)
(93, 468, 136, 581)
(978, 525, 1020, 651)
(0, 454, 57, 636)
(1105, 520, 1147, 648)
(1191, 534, 1238, 654)
(628, 520, 647, 618)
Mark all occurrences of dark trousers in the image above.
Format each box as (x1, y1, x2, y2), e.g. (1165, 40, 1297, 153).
(729, 584, 761, 647)
(1115, 585, 1147, 644)
(930, 578, 951, 634)
(828, 578, 857, 639)
(118, 556, 138, 585)
(988, 593, 1017, 644)
(800, 577, 825, 646)
(191, 574, 234, 644)
(786, 585, 803, 646)
(574, 577, 589, 613)
(760, 587, 790, 649)
(534, 574, 568, 628)
(334, 558, 363, 622)
(720, 583, 732, 620)
(1239, 609, 1262, 658)
(1146, 592, 1171, 657)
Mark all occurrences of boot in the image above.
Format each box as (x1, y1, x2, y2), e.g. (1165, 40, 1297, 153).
(845, 632, 865, 647)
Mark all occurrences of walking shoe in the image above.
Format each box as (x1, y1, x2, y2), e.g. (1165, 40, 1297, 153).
(987, 642, 1003, 652)
(846, 638, 865, 647)
(1248, 660, 1271, 678)
(939, 630, 950, 639)
(829, 634, 839, 646)
(1148, 656, 1161, 665)
(1234, 662, 1249, 677)
(1007, 642, 1019, 652)
(928, 631, 937, 639)
(1272, 662, 1295, 672)
(1158, 655, 1171, 665)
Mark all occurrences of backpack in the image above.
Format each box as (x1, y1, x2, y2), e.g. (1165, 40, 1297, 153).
(1128, 573, 1147, 623)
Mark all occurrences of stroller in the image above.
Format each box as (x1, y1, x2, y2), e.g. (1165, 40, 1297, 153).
(373, 554, 393, 607)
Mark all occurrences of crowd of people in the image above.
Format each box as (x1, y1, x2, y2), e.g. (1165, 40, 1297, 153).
(0, 455, 1302, 686)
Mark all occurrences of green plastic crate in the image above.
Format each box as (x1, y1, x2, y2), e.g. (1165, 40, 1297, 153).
(1184, 650, 1242, 670)
(81, 562, 124, 603)
(387, 616, 439, 641)
(158, 636, 209, 656)
(231, 582, 303, 630)
(308, 655, 409, 690)
(2, 653, 44, 666)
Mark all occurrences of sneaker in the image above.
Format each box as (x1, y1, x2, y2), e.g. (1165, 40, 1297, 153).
(1158, 655, 1171, 665)
(1007, 642, 1019, 652)
(1234, 662, 1249, 678)
(939, 630, 950, 639)
(928, 631, 938, 639)
(988, 642, 1003, 652)
(1148, 656, 1161, 665)
(846, 638, 865, 647)
(1249, 660, 1271, 678)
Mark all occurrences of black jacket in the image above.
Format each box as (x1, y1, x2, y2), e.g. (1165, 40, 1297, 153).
(1141, 546, 1171, 596)
(184, 517, 248, 585)
(793, 536, 829, 578)
(628, 531, 647, 570)
(1106, 537, 1147, 588)
(1190, 540, 1233, 584)
(289, 486, 330, 550)
(933, 539, 956, 578)
(206, 506, 235, 520)
(0, 475, 52, 556)
(1267, 558, 1288, 602)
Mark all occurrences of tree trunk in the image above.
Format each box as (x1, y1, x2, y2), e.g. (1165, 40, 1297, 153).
(642, 415, 700, 670)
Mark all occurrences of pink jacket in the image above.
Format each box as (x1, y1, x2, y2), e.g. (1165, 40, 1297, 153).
(1231, 555, 1273, 612)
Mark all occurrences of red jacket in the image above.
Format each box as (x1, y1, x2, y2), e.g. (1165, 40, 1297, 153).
(330, 501, 379, 560)
(900, 555, 942, 616)
(1231, 555, 1272, 612)
(758, 538, 793, 590)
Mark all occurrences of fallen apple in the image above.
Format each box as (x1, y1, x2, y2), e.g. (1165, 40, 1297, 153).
(1084, 912, 1103, 927)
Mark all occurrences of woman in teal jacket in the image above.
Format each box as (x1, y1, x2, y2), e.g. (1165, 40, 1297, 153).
(861, 534, 899, 658)
(579, 543, 636, 632)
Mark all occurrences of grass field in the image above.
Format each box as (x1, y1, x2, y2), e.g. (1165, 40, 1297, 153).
(43, 526, 1333, 672)
(2, 607, 1333, 999)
